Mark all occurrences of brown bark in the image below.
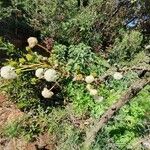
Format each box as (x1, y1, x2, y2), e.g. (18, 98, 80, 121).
(83, 77, 150, 149)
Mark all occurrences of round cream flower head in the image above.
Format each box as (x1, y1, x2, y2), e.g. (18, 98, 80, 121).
(27, 37, 38, 48)
(0, 66, 17, 79)
(113, 72, 123, 80)
(145, 45, 150, 50)
(142, 141, 150, 149)
(85, 75, 95, 84)
(44, 69, 57, 82)
(86, 84, 92, 91)
(35, 68, 44, 79)
(41, 88, 54, 98)
(89, 89, 98, 96)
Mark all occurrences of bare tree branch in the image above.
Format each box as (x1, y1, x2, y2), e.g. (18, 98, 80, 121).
(83, 77, 150, 149)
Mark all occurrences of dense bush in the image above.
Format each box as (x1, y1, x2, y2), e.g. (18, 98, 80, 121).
(110, 30, 143, 64)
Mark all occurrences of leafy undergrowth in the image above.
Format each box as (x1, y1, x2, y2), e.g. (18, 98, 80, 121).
(93, 85, 150, 150)
(0, 0, 150, 150)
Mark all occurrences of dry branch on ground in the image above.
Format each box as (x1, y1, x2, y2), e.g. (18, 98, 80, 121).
(83, 77, 150, 149)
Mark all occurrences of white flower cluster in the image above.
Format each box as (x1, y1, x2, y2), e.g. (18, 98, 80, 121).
(85, 75, 95, 84)
(113, 72, 123, 80)
(42, 87, 54, 98)
(35, 68, 57, 82)
(142, 140, 150, 149)
(85, 75, 97, 95)
(85, 75, 104, 103)
(35, 68, 58, 98)
(44, 69, 57, 82)
(145, 45, 150, 50)
(0, 66, 17, 79)
(86, 84, 97, 96)
(27, 37, 38, 48)
(35, 68, 44, 79)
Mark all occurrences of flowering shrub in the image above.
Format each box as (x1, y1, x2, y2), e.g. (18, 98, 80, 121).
(0, 38, 109, 110)
(0, 0, 150, 149)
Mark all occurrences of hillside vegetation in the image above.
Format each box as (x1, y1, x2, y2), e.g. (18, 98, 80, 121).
(0, 0, 150, 149)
